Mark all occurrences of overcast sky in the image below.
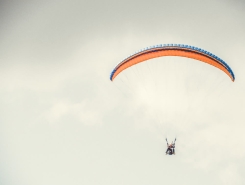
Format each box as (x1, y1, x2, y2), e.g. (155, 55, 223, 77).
(0, 0, 245, 185)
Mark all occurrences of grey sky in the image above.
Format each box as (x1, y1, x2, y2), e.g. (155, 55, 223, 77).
(0, 0, 245, 185)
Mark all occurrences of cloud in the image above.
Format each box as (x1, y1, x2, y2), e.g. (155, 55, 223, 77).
(219, 163, 243, 185)
(0, 0, 245, 185)
(44, 100, 102, 125)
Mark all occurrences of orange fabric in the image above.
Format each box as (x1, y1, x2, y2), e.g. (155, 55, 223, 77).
(112, 49, 233, 81)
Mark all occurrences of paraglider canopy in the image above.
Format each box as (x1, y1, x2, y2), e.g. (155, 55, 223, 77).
(110, 44, 235, 82)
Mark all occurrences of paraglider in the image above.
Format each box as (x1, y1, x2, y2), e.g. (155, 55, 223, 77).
(110, 44, 235, 156)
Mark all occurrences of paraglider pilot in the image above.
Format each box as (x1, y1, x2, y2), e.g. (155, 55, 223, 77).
(166, 138, 176, 155)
